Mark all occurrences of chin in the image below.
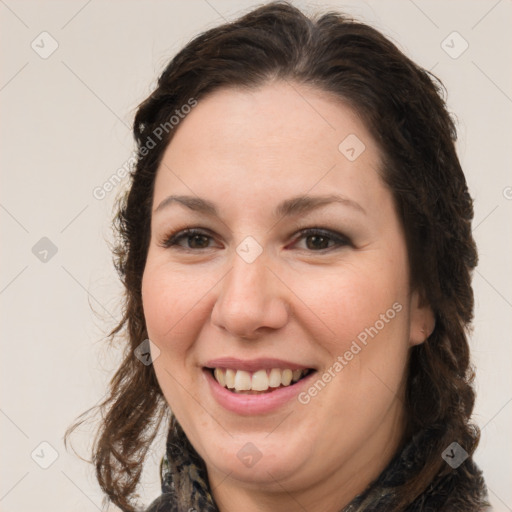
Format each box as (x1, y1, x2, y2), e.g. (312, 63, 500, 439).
(196, 426, 310, 485)
(215, 445, 304, 485)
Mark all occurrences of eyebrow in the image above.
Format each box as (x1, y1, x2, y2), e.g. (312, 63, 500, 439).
(153, 193, 366, 217)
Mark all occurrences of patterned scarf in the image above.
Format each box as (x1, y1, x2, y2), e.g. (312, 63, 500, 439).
(145, 416, 490, 512)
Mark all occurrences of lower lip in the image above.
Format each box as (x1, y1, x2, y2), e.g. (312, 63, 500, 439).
(204, 369, 316, 415)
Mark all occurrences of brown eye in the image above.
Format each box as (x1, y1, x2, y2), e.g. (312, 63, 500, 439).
(305, 234, 332, 250)
(160, 228, 217, 250)
(186, 234, 211, 249)
(292, 228, 351, 252)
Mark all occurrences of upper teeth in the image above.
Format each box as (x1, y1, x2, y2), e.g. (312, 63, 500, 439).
(213, 368, 307, 392)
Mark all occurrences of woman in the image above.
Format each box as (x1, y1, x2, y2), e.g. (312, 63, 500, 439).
(66, 2, 490, 511)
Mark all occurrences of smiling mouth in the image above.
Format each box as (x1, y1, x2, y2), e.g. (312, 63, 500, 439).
(206, 367, 315, 394)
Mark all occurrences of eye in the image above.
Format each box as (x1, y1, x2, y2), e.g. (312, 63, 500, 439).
(290, 228, 351, 251)
(159, 228, 218, 250)
(159, 227, 351, 253)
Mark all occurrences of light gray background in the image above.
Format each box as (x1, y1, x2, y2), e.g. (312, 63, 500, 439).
(1, 1, 511, 511)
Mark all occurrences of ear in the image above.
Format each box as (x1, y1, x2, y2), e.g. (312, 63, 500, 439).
(409, 289, 435, 346)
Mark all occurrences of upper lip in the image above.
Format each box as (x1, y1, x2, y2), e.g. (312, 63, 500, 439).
(204, 357, 315, 372)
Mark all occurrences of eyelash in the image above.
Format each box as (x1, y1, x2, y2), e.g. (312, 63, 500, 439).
(159, 227, 351, 252)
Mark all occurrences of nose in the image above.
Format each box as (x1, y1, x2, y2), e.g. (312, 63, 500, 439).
(210, 252, 290, 340)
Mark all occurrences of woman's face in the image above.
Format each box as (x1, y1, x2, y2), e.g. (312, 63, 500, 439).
(142, 81, 433, 501)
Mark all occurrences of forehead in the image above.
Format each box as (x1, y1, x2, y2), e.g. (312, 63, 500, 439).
(167, 81, 374, 158)
(153, 81, 387, 217)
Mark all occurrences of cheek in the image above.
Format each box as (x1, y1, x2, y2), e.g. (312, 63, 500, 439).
(297, 264, 410, 432)
(289, 255, 409, 354)
(141, 263, 214, 416)
(141, 262, 213, 351)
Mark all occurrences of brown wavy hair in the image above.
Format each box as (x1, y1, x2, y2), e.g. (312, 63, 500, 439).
(65, 2, 481, 510)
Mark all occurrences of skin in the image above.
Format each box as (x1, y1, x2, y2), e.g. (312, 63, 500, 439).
(141, 81, 435, 512)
